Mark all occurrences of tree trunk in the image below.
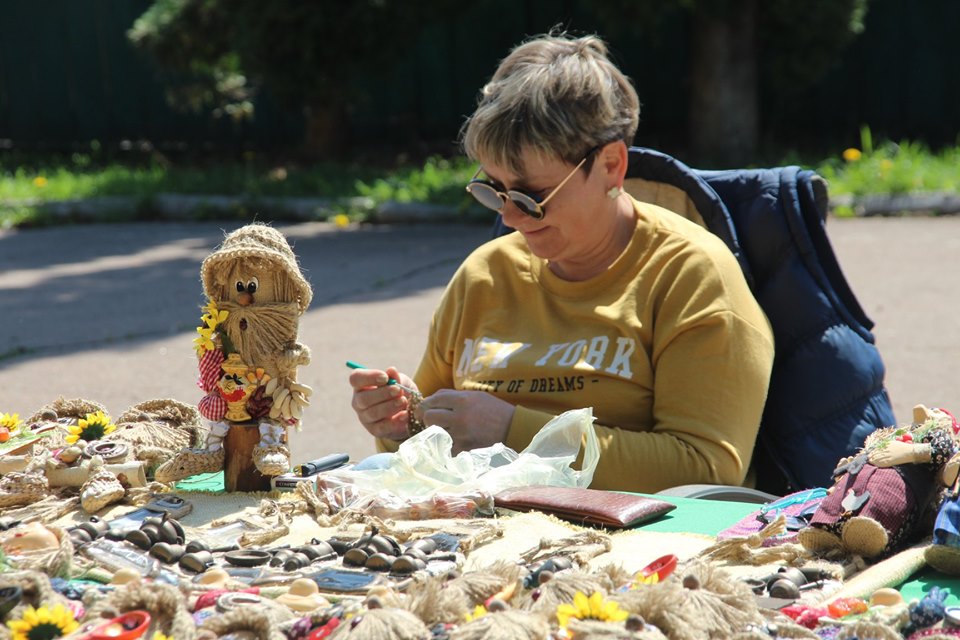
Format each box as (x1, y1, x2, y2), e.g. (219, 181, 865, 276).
(688, 1, 759, 167)
(302, 102, 349, 159)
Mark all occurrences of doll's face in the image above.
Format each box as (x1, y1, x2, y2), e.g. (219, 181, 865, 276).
(224, 261, 279, 306)
(0, 522, 59, 554)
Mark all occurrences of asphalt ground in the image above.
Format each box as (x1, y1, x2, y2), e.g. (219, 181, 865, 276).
(1, 217, 958, 466)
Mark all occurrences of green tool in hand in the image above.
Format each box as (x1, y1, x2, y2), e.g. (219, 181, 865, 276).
(345, 360, 417, 394)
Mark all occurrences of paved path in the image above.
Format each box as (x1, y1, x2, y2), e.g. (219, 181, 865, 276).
(1, 217, 958, 464)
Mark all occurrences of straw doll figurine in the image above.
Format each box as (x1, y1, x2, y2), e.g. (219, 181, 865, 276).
(156, 224, 313, 485)
(798, 405, 957, 558)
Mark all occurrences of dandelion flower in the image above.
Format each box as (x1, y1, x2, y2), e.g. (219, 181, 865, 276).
(555, 591, 629, 631)
(32, 176, 48, 188)
(7, 604, 79, 640)
(65, 410, 115, 444)
(333, 213, 350, 228)
(842, 148, 862, 162)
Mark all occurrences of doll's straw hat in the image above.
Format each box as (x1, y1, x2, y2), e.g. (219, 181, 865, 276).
(201, 223, 313, 313)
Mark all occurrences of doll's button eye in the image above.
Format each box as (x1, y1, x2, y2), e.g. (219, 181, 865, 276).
(236, 281, 245, 292)
(247, 278, 259, 293)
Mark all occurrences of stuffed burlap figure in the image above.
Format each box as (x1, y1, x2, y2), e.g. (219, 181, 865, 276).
(798, 405, 958, 559)
(156, 224, 312, 487)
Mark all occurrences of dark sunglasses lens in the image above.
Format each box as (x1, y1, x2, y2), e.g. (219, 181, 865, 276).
(510, 193, 543, 219)
(467, 183, 505, 211)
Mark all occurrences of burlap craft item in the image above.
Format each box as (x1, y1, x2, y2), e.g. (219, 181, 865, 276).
(0, 455, 29, 475)
(24, 397, 108, 450)
(199, 607, 289, 640)
(819, 541, 929, 605)
(565, 616, 669, 640)
(0, 471, 48, 509)
(1, 525, 73, 578)
(110, 398, 204, 468)
(925, 543, 960, 575)
(0, 571, 71, 625)
(326, 607, 431, 640)
(81, 582, 196, 640)
(201, 223, 312, 314)
(44, 456, 146, 488)
(405, 561, 521, 626)
(155, 448, 225, 484)
(450, 608, 552, 640)
(611, 561, 766, 640)
(79, 458, 126, 513)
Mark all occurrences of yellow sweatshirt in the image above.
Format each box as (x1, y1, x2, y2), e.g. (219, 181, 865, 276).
(380, 198, 774, 493)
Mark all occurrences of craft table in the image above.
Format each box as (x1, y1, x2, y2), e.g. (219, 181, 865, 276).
(173, 471, 960, 607)
(647, 494, 960, 607)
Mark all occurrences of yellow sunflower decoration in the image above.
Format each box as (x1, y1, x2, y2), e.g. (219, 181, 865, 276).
(65, 410, 116, 444)
(7, 604, 79, 640)
(556, 591, 629, 631)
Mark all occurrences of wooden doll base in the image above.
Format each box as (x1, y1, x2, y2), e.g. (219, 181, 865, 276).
(223, 422, 271, 492)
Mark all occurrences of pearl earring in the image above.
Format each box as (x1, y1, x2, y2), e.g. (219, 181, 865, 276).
(607, 186, 621, 199)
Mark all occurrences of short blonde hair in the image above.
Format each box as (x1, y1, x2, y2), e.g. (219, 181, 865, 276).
(460, 33, 640, 175)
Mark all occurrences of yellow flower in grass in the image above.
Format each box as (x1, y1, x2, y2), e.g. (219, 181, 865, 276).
(65, 410, 115, 444)
(333, 213, 350, 228)
(1, 412, 22, 433)
(842, 147, 862, 162)
(556, 591, 629, 631)
(7, 605, 78, 640)
(32, 176, 48, 188)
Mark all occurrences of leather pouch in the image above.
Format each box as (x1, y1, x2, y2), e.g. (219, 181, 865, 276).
(493, 485, 676, 529)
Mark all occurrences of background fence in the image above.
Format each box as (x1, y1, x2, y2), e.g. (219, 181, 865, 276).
(0, 0, 957, 161)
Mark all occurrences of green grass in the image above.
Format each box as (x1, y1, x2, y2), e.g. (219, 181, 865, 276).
(2, 135, 958, 228)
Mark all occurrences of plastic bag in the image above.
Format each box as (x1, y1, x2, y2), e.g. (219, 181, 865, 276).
(317, 408, 599, 518)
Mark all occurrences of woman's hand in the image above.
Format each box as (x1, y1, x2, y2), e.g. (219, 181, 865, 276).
(349, 366, 418, 441)
(415, 389, 515, 453)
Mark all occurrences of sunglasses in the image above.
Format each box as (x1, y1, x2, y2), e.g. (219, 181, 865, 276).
(465, 147, 598, 220)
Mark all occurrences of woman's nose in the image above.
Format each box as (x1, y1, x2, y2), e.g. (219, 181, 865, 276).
(498, 198, 527, 225)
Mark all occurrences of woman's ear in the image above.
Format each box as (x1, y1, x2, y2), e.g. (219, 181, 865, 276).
(600, 140, 629, 186)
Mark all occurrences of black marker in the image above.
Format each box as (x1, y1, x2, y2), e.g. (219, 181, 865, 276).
(295, 452, 350, 476)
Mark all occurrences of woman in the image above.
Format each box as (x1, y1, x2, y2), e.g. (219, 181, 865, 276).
(349, 32, 775, 493)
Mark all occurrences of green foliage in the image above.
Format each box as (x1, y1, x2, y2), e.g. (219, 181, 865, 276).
(128, 0, 251, 118)
(581, 0, 870, 96)
(3, 137, 958, 228)
(816, 133, 960, 198)
(128, 0, 465, 124)
(354, 156, 475, 207)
